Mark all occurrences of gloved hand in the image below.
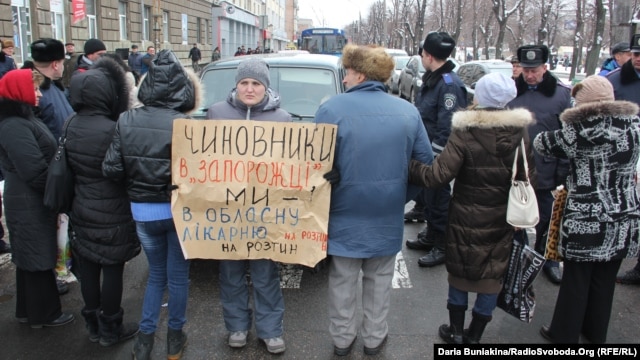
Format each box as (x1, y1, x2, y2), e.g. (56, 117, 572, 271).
(323, 168, 340, 185)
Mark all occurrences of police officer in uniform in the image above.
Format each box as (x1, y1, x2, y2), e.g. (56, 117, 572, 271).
(507, 45, 572, 284)
(405, 32, 467, 267)
(608, 33, 640, 285)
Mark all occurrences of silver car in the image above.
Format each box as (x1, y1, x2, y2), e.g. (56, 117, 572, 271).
(387, 55, 410, 94)
(397, 55, 423, 104)
(456, 60, 514, 104)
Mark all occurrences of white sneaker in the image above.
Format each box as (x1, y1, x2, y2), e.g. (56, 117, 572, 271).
(263, 336, 286, 354)
(228, 331, 248, 348)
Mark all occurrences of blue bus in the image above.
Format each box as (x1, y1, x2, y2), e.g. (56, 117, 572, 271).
(299, 28, 347, 56)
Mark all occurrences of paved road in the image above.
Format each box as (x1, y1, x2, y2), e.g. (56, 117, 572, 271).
(0, 202, 639, 359)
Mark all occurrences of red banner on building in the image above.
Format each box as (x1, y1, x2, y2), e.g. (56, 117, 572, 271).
(72, 0, 86, 24)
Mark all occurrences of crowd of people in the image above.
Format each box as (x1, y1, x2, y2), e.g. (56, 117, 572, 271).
(0, 31, 639, 360)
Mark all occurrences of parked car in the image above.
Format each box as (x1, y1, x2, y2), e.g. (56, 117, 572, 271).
(398, 56, 460, 104)
(397, 55, 423, 103)
(197, 53, 346, 121)
(384, 48, 409, 58)
(387, 55, 411, 94)
(455, 60, 514, 104)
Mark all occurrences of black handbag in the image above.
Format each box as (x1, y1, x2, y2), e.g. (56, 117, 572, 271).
(43, 116, 75, 213)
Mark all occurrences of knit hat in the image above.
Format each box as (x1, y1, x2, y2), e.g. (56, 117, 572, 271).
(30, 38, 65, 62)
(0, 69, 37, 106)
(421, 32, 456, 60)
(235, 58, 270, 88)
(474, 72, 517, 108)
(571, 75, 614, 106)
(84, 38, 106, 55)
(2, 39, 14, 49)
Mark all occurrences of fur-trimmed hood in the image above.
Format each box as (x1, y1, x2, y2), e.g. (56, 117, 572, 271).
(560, 100, 639, 124)
(452, 107, 534, 129)
(452, 107, 534, 157)
(69, 55, 129, 120)
(138, 49, 203, 114)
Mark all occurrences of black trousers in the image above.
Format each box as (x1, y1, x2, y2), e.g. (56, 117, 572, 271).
(76, 255, 125, 315)
(15, 267, 62, 325)
(548, 259, 622, 343)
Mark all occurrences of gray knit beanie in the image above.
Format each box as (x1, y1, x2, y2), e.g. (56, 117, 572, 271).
(235, 58, 270, 88)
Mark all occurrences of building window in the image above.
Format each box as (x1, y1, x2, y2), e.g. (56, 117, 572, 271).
(205, 19, 209, 44)
(143, 6, 151, 41)
(118, 2, 127, 40)
(51, 12, 64, 41)
(86, 0, 97, 38)
(196, 17, 201, 44)
(163, 11, 169, 42)
(12, 4, 32, 64)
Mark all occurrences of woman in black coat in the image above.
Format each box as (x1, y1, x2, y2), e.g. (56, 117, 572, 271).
(66, 55, 141, 346)
(0, 69, 74, 328)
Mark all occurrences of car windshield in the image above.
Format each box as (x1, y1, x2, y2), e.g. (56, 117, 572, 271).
(395, 57, 410, 70)
(200, 67, 339, 120)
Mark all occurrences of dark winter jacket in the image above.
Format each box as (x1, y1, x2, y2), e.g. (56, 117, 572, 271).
(607, 61, 640, 109)
(409, 107, 535, 293)
(534, 100, 640, 262)
(416, 60, 467, 154)
(0, 52, 17, 78)
(38, 76, 74, 141)
(102, 49, 202, 203)
(508, 71, 572, 190)
(66, 56, 141, 265)
(0, 99, 58, 272)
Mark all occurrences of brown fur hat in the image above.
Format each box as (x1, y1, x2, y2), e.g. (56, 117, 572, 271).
(341, 44, 394, 83)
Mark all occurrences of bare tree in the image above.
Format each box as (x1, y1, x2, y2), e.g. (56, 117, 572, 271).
(491, 0, 525, 59)
(570, 0, 586, 80)
(584, 0, 606, 74)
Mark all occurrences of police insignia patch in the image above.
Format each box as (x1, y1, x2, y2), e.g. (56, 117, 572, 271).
(444, 93, 456, 110)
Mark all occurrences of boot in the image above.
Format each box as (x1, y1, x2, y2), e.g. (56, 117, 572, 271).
(439, 303, 466, 344)
(132, 332, 155, 360)
(464, 312, 492, 344)
(418, 232, 446, 267)
(167, 328, 187, 360)
(80, 308, 100, 343)
(98, 308, 139, 347)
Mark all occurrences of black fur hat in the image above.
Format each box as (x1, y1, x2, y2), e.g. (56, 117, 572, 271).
(422, 32, 456, 60)
(30, 38, 65, 62)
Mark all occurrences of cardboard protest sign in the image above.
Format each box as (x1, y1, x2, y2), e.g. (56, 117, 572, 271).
(171, 119, 337, 268)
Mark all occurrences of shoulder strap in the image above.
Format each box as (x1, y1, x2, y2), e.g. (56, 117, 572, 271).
(59, 113, 76, 144)
(511, 138, 530, 183)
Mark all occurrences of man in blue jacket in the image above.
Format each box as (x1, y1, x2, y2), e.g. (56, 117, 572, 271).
(598, 42, 631, 76)
(406, 32, 467, 268)
(315, 44, 432, 356)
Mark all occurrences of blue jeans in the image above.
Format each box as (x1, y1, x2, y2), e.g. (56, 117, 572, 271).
(219, 259, 284, 339)
(448, 285, 497, 317)
(136, 219, 190, 334)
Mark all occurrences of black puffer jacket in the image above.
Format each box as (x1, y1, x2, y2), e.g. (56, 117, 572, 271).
(66, 56, 140, 265)
(102, 49, 201, 203)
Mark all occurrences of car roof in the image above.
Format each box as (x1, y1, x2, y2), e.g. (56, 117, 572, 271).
(460, 60, 512, 68)
(204, 53, 342, 70)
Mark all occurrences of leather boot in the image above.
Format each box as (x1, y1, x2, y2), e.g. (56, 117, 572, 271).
(404, 206, 426, 222)
(464, 312, 492, 344)
(406, 226, 435, 250)
(98, 308, 139, 347)
(80, 308, 100, 343)
(439, 303, 466, 344)
(167, 328, 187, 360)
(418, 232, 446, 267)
(132, 332, 155, 360)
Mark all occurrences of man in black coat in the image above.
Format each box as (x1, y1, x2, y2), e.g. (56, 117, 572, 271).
(188, 43, 202, 72)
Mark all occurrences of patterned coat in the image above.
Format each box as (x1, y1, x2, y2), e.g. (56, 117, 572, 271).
(534, 100, 640, 262)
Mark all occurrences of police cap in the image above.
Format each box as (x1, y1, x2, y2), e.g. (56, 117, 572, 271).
(517, 45, 549, 68)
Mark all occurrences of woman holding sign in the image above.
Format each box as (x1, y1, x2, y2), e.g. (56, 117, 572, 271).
(103, 49, 202, 360)
(206, 57, 291, 354)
